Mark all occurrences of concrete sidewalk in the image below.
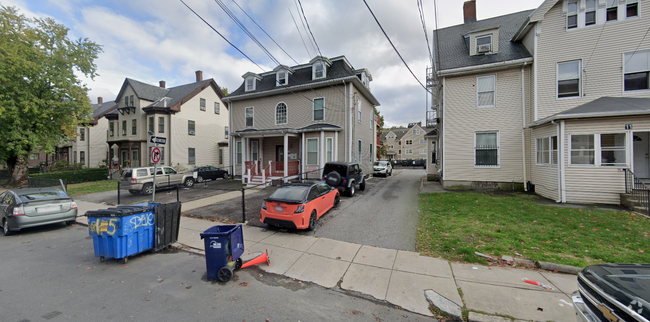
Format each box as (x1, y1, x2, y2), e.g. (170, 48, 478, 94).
(74, 199, 578, 322)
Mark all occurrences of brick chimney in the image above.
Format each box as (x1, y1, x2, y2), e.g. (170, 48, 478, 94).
(97, 97, 103, 104)
(463, 0, 476, 23)
(195, 70, 203, 82)
(159, 80, 166, 88)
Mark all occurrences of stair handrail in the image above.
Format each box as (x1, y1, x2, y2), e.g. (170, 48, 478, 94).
(263, 163, 271, 180)
(623, 168, 650, 214)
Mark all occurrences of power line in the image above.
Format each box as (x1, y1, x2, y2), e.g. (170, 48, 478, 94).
(230, 0, 299, 65)
(297, 0, 322, 57)
(179, 0, 264, 72)
(362, 0, 431, 94)
(289, 8, 312, 59)
(417, 0, 433, 63)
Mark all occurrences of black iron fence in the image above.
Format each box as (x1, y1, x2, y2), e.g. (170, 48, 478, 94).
(624, 168, 650, 214)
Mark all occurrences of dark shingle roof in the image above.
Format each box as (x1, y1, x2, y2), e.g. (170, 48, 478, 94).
(533, 97, 650, 126)
(146, 80, 212, 108)
(434, 10, 534, 71)
(126, 78, 170, 101)
(91, 100, 117, 118)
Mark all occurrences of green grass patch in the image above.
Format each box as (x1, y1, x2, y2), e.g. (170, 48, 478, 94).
(67, 180, 118, 196)
(417, 192, 650, 267)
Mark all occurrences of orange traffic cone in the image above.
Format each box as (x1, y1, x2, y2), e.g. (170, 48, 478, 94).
(240, 248, 270, 269)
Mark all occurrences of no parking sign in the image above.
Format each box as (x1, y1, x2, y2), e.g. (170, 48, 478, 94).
(151, 147, 161, 164)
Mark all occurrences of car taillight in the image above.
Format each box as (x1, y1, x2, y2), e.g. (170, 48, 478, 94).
(294, 205, 305, 214)
(322, 176, 326, 180)
(261, 201, 267, 210)
(71, 201, 78, 210)
(342, 179, 347, 185)
(13, 205, 25, 216)
(131, 178, 137, 184)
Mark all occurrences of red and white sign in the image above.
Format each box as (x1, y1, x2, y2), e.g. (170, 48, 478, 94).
(151, 147, 161, 164)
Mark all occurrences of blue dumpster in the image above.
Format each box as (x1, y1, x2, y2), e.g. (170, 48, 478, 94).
(86, 205, 155, 263)
(200, 224, 245, 282)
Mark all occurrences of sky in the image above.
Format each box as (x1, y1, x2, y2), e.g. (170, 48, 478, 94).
(3, 0, 544, 128)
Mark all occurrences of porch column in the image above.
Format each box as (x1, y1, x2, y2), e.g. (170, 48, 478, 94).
(335, 131, 339, 161)
(128, 143, 133, 168)
(320, 130, 325, 177)
(259, 137, 264, 169)
(301, 133, 306, 179)
(242, 137, 247, 182)
(283, 133, 288, 178)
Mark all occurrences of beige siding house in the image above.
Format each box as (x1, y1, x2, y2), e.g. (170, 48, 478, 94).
(223, 56, 380, 185)
(105, 71, 229, 172)
(434, 0, 650, 206)
(380, 123, 437, 169)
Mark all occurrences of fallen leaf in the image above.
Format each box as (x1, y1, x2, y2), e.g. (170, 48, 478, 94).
(186, 286, 192, 290)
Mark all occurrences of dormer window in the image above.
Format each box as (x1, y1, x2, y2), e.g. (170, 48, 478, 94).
(245, 78, 256, 91)
(476, 35, 492, 54)
(277, 70, 287, 86)
(313, 62, 325, 79)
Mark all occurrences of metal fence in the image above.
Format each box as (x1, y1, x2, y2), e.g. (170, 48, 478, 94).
(624, 168, 650, 215)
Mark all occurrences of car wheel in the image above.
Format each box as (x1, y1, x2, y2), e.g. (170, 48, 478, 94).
(359, 178, 366, 191)
(347, 184, 355, 197)
(142, 183, 154, 195)
(222, 172, 229, 179)
(196, 175, 203, 183)
(307, 210, 317, 231)
(2, 219, 12, 236)
(185, 178, 195, 187)
(334, 194, 340, 208)
(66, 220, 76, 226)
(389, 170, 392, 176)
(325, 172, 341, 186)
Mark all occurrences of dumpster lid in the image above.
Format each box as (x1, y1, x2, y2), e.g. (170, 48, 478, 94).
(200, 224, 241, 238)
(85, 205, 154, 217)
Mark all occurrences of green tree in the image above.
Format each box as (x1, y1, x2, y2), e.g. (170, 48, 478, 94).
(0, 6, 102, 185)
(374, 107, 384, 128)
(221, 87, 229, 96)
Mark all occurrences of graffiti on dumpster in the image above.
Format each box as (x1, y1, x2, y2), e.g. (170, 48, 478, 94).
(123, 213, 155, 233)
(89, 218, 119, 235)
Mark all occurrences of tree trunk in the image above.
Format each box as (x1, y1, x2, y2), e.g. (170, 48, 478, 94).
(9, 156, 28, 186)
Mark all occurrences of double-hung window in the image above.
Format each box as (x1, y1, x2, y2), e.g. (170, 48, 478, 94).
(158, 117, 164, 133)
(277, 71, 287, 86)
(557, 60, 581, 98)
(275, 103, 287, 124)
(122, 120, 127, 136)
(624, 50, 649, 91)
(313, 62, 325, 79)
(607, 0, 618, 21)
(188, 120, 195, 135)
(236, 141, 242, 164)
(585, 0, 596, 25)
(627, 0, 639, 18)
(307, 138, 318, 165)
(200, 98, 206, 111)
(477, 75, 496, 107)
(313, 98, 324, 121)
(245, 78, 255, 91)
(405, 149, 413, 155)
(245, 107, 254, 127)
(148, 117, 154, 133)
(326, 138, 333, 162)
(132, 119, 137, 135)
(536, 136, 558, 165)
(110, 122, 114, 136)
(567, 1, 578, 29)
(570, 135, 595, 165)
(600, 133, 626, 166)
(476, 35, 492, 54)
(214, 102, 220, 114)
(188, 148, 196, 164)
(413, 129, 420, 135)
(357, 100, 362, 123)
(80, 151, 85, 165)
(570, 133, 626, 166)
(475, 132, 499, 166)
(79, 128, 85, 141)
(419, 148, 426, 154)
(405, 140, 413, 145)
(225, 126, 229, 139)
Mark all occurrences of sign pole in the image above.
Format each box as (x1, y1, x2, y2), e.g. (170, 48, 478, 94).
(152, 142, 158, 203)
(149, 135, 166, 203)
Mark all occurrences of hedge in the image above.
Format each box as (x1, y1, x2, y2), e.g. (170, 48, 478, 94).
(30, 168, 107, 184)
(0, 168, 40, 176)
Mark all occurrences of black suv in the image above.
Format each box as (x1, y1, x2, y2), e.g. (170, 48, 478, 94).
(322, 162, 365, 197)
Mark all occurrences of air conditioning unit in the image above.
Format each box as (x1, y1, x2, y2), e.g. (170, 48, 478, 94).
(189, 130, 195, 135)
(477, 44, 491, 53)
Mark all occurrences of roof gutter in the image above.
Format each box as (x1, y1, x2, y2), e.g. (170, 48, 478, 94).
(530, 110, 650, 127)
(438, 57, 533, 77)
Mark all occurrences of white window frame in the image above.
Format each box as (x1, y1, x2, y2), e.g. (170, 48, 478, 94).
(405, 149, 413, 155)
(535, 136, 558, 166)
(313, 62, 325, 79)
(275, 102, 287, 125)
(214, 102, 220, 114)
(413, 129, 420, 135)
(626, 0, 639, 18)
(245, 107, 254, 127)
(313, 97, 324, 121)
(557, 60, 582, 99)
(567, 133, 627, 167)
(236, 141, 242, 165)
(245, 77, 256, 91)
(477, 75, 496, 107)
(276, 70, 287, 86)
(474, 131, 500, 168)
(405, 140, 413, 145)
(188, 147, 196, 165)
(600, 133, 627, 167)
(200, 98, 206, 111)
(419, 148, 426, 154)
(623, 50, 649, 92)
(431, 141, 437, 164)
(419, 139, 426, 144)
(225, 126, 229, 139)
(326, 137, 333, 162)
(370, 111, 373, 129)
(569, 134, 595, 166)
(606, 0, 618, 21)
(357, 100, 362, 123)
(585, 0, 597, 26)
(306, 138, 319, 166)
(476, 34, 492, 54)
(567, 0, 578, 29)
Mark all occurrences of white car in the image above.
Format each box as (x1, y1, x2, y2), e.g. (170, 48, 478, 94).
(373, 161, 393, 177)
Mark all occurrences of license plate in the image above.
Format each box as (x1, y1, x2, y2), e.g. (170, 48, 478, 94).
(274, 206, 283, 212)
(38, 205, 60, 213)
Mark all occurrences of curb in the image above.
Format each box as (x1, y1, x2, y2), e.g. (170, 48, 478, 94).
(538, 261, 583, 275)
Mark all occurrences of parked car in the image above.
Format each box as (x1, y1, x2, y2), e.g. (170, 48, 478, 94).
(1, 188, 78, 236)
(260, 181, 340, 230)
(373, 161, 393, 177)
(121, 166, 195, 195)
(322, 161, 365, 197)
(572, 263, 650, 322)
(191, 166, 229, 182)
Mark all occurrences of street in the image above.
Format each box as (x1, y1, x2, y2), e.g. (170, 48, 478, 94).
(0, 222, 434, 322)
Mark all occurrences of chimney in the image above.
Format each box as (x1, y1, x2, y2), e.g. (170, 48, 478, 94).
(159, 80, 166, 88)
(97, 97, 103, 104)
(195, 70, 203, 82)
(463, 0, 476, 24)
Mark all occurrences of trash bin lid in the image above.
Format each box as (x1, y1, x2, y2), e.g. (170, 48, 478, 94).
(200, 224, 240, 238)
(85, 205, 153, 217)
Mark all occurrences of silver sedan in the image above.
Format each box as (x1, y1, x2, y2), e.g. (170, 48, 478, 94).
(1, 188, 77, 236)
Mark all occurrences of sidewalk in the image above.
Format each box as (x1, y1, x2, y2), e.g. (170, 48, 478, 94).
(74, 197, 578, 322)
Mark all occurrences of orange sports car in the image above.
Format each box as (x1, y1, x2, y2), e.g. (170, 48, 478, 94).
(260, 181, 340, 230)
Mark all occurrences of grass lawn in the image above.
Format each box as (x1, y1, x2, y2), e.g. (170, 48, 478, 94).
(417, 192, 650, 267)
(67, 180, 118, 197)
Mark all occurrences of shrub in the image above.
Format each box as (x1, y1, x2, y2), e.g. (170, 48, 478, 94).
(30, 168, 106, 184)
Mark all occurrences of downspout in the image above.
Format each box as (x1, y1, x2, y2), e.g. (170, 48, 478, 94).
(349, 82, 353, 162)
(534, 22, 541, 121)
(342, 80, 347, 162)
(560, 120, 566, 203)
(522, 64, 527, 191)
(229, 102, 233, 176)
(441, 77, 446, 181)
(169, 113, 172, 166)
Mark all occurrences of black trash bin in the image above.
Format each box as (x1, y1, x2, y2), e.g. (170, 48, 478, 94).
(200, 225, 245, 282)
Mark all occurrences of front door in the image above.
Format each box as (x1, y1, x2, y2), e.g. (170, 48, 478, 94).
(132, 150, 139, 168)
(634, 132, 650, 178)
(121, 150, 128, 168)
(276, 145, 284, 171)
(251, 141, 259, 172)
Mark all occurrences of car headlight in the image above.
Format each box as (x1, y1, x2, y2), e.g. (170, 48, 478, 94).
(294, 205, 305, 214)
(261, 201, 267, 210)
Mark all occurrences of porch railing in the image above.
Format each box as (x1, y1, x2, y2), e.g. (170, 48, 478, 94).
(263, 163, 271, 180)
(624, 168, 650, 214)
(245, 161, 259, 178)
(270, 161, 300, 176)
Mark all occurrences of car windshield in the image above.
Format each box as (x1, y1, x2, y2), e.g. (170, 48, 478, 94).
(268, 186, 309, 202)
(19, 191, 69, 202)
(323, 164, 347, 176)
(374, 161, 388, 166)
(122, 170, 133, 178)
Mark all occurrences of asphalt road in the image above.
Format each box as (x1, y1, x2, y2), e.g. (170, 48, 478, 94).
(0, 223, 434, 322)
(312, 169, 424, 251)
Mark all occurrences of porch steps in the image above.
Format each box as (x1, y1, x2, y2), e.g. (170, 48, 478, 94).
(246, 175, 272, 188)
(620, 193, 649, 215)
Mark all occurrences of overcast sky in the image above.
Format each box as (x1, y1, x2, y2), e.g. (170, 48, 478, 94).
(4, 0, 544, 127)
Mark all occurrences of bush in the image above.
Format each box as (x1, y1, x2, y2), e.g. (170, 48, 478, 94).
(30, 168, 106, 184)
